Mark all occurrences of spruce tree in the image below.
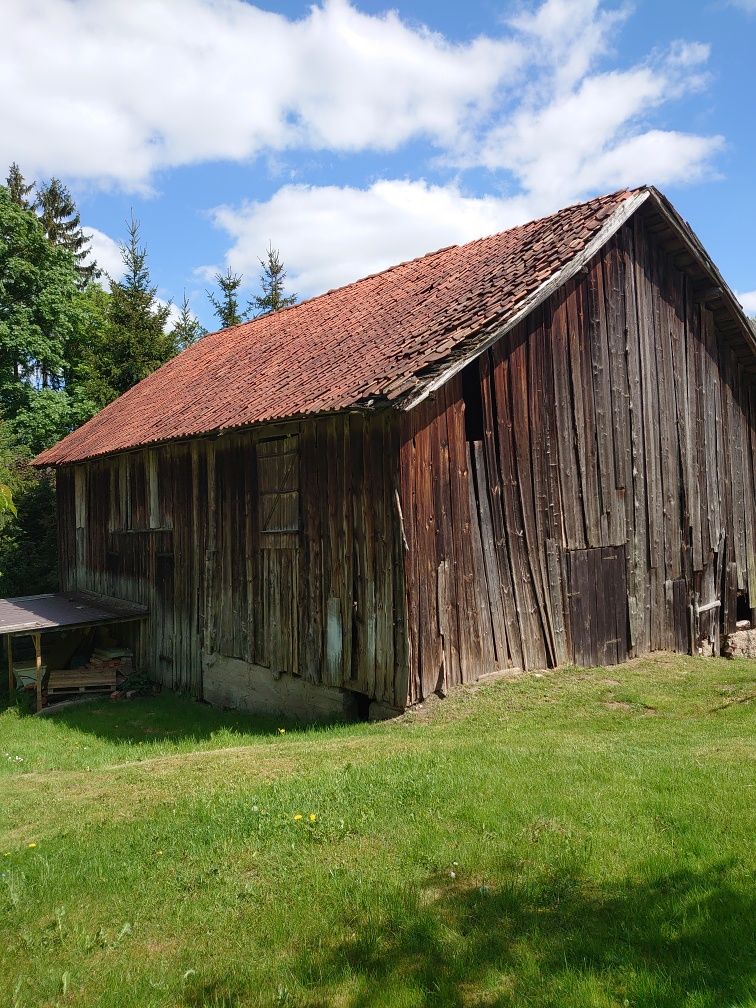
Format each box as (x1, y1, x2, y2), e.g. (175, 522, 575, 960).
(6, 162, 35, 209)
(35, 177, 98, 286)
(249, 243, 297, 318)
(207, 268, 244, 328)
(172, 291, 206, 350)
(104, 214, 176, 395)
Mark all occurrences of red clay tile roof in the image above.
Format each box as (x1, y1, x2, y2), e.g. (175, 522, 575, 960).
(34, 188, 638, 466)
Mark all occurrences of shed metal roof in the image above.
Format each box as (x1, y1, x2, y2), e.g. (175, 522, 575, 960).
(0, 592, 148, 637)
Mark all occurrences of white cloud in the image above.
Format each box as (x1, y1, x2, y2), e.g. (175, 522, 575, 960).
(0, 0, 522, 190)
(211, 0, 721, 300)
(727, 0, 756, 11)
(82, 226, 124, 284)
(465, 29, 718, 205)
(205, 0, 721, 300)
(213, 179, 549, 298)
(736, 291, 756, 314)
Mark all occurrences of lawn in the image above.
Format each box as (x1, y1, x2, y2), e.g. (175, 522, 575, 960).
(0, 655, 754, 1008)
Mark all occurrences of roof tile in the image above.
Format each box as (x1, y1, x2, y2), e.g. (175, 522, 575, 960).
(34, 188, 635, 466)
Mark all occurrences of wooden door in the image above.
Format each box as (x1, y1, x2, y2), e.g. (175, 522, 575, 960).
(567, 546, 630, 667)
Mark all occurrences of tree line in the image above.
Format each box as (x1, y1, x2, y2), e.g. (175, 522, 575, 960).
(0, 162, 296, 595)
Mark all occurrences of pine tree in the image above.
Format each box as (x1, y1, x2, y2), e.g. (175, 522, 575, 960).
(6, 162, 35, 209)
(249, 243, 297, 318)
(35, 177, 98, 286)
(103, 214, 177, 395)
(172, 291, 206, 350)
(207, 268, 244, 328)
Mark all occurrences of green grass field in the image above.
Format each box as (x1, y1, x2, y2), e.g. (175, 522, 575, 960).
(1, 655, 754, 1008)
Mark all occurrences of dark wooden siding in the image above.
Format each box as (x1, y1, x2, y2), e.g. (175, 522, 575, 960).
(399, 211, 756, 699)
(56, 412, 409, 708)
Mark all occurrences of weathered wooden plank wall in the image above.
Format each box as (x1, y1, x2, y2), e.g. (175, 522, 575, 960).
(399, 210, 756, 699)
(56, 412, 409, 708)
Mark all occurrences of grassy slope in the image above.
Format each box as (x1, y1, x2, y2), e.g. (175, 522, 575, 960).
(0, 655, 754, 1008)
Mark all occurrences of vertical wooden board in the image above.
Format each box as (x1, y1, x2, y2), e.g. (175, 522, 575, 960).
(612, 546, 630, 663)
(549, 288, 586, 549)
(479, 350, 523, 668)
(525, 309, 560, 664)
(600, 239, 631, 547)
(744, 382, 756, 609)
(684, 288, 703, 574)
(389, 415, 410, 709)
(654, 246, 683, 581)
(431, 393, 464, 688)
(633, 217, 665, 651)
(669, 272, 694, 575)
(398, 412, 420, 704)
(566, 278, 603, 546)
(471, 440, 508, 668)
(375, 415, 399, 703)
(617, 223, 649, 654)
(602, 240, 632, 491)
(491, 332, 548, 670)
(586, 251, 616, 540)
(444, 380, 485, 684)
(418, 399, 443, 696)
(724, 348, 747, 591)
(701, 309, 721, 551)
(337, 418, 353, 685)
(588, 546, 607, 666)
(538, 305, 571, 665)
(567, 550, 590, 667)
(298, 424, 314, 680)
(466, 442, 496, 676)
(368, 414, 392, 700)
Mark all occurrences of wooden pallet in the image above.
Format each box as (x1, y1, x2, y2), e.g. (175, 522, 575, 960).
(47, 670, 117, 695)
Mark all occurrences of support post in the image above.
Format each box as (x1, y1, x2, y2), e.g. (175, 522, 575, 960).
(6, 635, 13, 696)
(33, 633, 43, 712)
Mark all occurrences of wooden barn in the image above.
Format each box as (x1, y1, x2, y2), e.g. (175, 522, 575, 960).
(33, 186, 756, 718)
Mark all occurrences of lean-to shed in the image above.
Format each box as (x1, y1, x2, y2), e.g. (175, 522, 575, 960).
(34, 187, 756, 717)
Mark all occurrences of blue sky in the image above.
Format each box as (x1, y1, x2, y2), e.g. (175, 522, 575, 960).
(2, 0, 755, 329)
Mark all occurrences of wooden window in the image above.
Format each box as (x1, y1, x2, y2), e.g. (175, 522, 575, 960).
(257, 435, 300, 548)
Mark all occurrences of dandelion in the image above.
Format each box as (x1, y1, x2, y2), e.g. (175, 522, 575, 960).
(3, 852, 10, 857)
(156, 850, 163, 855)
(309, 814, 317, 823)
(293, 814, 303, 821)
(27, 842, 37, 849)
(277, 728, 286, 735)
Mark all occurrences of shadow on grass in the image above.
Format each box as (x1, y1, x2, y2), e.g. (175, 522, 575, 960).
(30, 691, 353, 746)
(182, 859, 756, 1008)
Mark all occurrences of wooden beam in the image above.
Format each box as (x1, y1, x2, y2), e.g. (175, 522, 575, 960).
(33, 632, 43, 712)
(6, 635, 12, 696)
